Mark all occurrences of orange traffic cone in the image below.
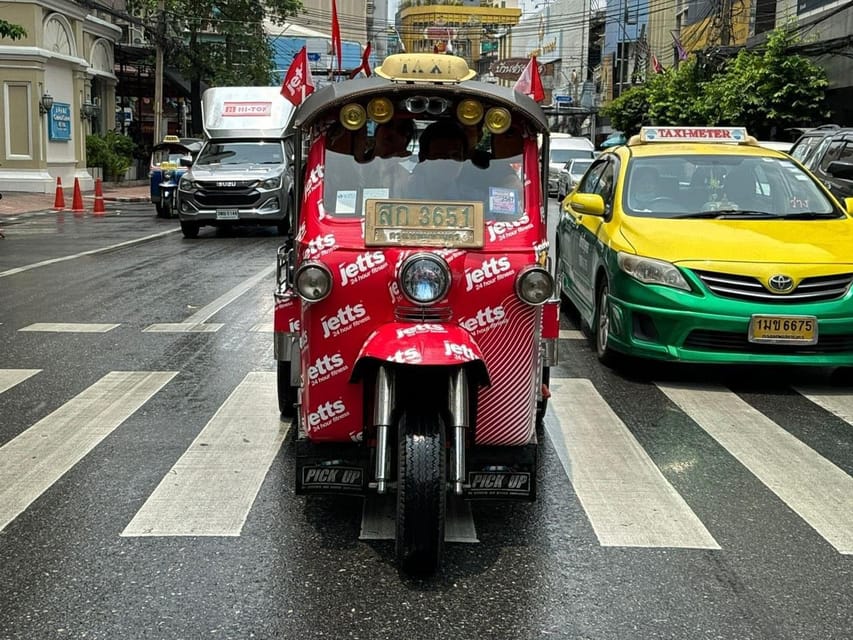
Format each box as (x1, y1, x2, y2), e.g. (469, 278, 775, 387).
(92, 178, 106, 216)
(71, 177, 85, 215)
(53, 177, 66, 211)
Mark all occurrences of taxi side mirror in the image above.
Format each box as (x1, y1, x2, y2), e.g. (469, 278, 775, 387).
(180, 157, 193, 167)
(566, 192, 606, 217)
(844, 197, 853, 216)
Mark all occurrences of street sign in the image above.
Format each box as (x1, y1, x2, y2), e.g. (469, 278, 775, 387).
(307, 53, 320, 62)
(555, 95, 573, 108)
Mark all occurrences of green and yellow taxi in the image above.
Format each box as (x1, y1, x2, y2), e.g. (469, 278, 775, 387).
(556, 126, 853, 366)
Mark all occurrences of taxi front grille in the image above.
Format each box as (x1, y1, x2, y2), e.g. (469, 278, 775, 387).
(394, 306, 453, 323)
(684, 330, 853, 354)
(692, 270, 853, 303)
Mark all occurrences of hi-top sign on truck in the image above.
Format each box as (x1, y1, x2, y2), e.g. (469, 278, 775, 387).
(177, 87, 297, 239)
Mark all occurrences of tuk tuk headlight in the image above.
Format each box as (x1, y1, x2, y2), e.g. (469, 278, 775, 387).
(399, 254, 450, 305)
(162, 169, 174, 180)
(295, 262, 333, 302)
(259, 175, 282, 190)
(515, 266, 554, 306)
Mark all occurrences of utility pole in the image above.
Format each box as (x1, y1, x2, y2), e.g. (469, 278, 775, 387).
(153, 0, 165, 143)
(719, 0, 733, 46)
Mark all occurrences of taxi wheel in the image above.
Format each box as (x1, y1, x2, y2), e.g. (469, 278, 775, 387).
(593, 279, 617, 365)
(396, 408, 446, 576)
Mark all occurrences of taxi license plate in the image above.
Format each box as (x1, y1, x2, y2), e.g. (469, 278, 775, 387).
(216, 209, 239, 220)
(748, 315, 817, 345)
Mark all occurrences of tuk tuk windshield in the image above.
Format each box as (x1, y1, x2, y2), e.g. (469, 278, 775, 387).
(152, 149, 192, 168)
(323, 116, 526, 221)
(196, 140, 285, 166)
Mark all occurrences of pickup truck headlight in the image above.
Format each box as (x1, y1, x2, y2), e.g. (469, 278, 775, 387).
(617, 252, 691, 291)
(259, 175, 282, 190)
(179, 176, 197, 191)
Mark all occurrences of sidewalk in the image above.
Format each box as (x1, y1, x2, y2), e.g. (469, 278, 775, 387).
(0, 180, 150, 220)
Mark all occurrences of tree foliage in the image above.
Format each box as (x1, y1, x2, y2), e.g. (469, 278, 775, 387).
(602, 27, 829, 138)
(0, 20, 27, 40)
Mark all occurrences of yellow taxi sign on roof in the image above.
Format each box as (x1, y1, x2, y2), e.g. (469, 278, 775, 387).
(162, 135, 181, 143)
(634, 126, 750, 144)
(374, 53, 476, 83)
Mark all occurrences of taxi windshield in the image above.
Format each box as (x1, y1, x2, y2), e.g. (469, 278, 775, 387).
(322, 116, 526, 221)
(624, 155, 840, 219)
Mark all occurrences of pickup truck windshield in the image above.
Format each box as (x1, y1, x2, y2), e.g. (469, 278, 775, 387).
(196, 141, 284, 166)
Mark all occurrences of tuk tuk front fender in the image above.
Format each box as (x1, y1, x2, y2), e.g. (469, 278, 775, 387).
(353, 323, 490, 385)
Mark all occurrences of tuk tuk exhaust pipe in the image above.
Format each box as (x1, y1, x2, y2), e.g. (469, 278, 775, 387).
(448, 368, 469, 496)
(373, 365, 394, 494)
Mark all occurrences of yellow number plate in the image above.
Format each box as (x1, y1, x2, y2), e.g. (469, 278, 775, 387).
(748, 315, 818, 345)
(364, 199, 484, 248)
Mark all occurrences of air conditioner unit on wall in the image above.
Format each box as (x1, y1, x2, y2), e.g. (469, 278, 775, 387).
(130, 25, 147, 45)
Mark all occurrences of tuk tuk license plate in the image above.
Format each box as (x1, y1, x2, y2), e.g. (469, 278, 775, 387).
(748, 315, 817, 344)
(216, 209, 239, 220)
(364, 199, 484, 248)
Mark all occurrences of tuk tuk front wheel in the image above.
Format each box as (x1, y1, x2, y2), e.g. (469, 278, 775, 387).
(395, 408, 446, 575)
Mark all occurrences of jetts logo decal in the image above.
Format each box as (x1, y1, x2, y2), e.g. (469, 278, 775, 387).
(465, 256, 514, 292)
(444, 341, 478, 361)
(302, 466, 363, 492)
(339, 251, 387, 286)
(467, 471, 531, 496)
(307, 352, 348, 383)
(387, 347, 423, 364)
(459, 305, 507, 334)
(487, 214, 534, 243)
(307, 399, 350, 428)
(321, 303, 369, 338)
(302, 233, 336, 260)
(395, 323, 447, 339)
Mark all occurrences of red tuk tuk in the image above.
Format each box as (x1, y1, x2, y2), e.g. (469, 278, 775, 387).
(274, 53, 559, 574)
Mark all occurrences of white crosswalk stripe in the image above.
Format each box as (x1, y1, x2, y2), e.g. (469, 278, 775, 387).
(548, 378, 720, 549)
(3, 368, 852, 552)
(0, 371, 177, 532)
(121, 372, 287, 537)
(658, 383, 853, 555)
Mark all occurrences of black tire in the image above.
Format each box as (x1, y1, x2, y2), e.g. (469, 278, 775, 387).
(277, 360, 297, 416)
(536, 366, 550, 434)
(155, 203, 166, 218)
(180, 221, 199, 239)
(395, 408, 446, 575)
(593, 278, 618, 366)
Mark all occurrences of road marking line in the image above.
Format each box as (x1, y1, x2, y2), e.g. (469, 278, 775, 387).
(143, 264, 275, 333)
(0, 369, 41, 395)
(0, 371, 177, 532)
(0, 230, 180, 279)
(19, 323, 119, 333)
(559, 329, 584, 340)
(658, 382, 853, 555)
(121, 372, 286, 537)
(549, 379, 719, 549)
(250, 322, 273, 332)
(795, 387, 853, 425)
(143, 323, 223, 333)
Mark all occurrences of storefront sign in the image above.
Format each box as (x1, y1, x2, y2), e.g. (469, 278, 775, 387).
(48, 102, 72, 141)
(490, 58, 543, 81)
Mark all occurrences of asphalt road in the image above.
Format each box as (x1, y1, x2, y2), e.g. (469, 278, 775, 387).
(0, 203, 851, 640)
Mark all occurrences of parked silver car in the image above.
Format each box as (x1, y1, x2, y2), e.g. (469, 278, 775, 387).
(556, 158, 594, 202)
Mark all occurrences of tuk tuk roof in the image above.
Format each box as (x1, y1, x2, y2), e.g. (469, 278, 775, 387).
(294, 75, 550, 134)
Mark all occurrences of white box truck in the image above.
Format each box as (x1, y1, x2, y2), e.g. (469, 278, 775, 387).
(177, 86, 297, 238)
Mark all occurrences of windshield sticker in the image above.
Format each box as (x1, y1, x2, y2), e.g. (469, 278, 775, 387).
(336, 190, 357, 214)
(489, 187, 520, 216)
(361, 188, 389, 214)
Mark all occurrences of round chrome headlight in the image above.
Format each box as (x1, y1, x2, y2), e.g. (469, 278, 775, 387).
(294, 262, 332, 302)
(515, 266, 554, 306)
(399, 254, 450, 305)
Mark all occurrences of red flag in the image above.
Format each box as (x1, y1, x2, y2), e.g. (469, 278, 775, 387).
(651, 54, 664, 74)
(513, 56, 545, 103)
(281, 46, 315, 106)
(349, 42, 372, 79)
(331, 0, 342, 75)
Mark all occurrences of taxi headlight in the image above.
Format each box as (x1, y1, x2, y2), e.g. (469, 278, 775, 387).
(259, 175, 282, 190)
(617, 252, 691, 291)
(515, 266, 554, 306)
(295, 262, 333, 302)
(400, 254, 450, 305)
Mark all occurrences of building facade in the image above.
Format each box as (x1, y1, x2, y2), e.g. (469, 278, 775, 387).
(1, 0, 120, 193)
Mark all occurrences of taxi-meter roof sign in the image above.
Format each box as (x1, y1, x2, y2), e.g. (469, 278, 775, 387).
(638, 126, 749, 143)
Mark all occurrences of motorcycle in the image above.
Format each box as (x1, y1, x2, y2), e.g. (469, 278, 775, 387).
(273, 52, 560, 575)
(149, 135, 201, 219)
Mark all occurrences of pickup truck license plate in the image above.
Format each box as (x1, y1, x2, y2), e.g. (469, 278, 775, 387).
(748, 315, 817, 344)
(216, 209, 239, 220)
